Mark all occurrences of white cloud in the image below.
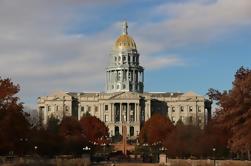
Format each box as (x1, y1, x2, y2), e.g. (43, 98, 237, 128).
(0, 0, 119, 107)
(0, 0, 250, 107)
(143, 56, 183, 70)
(136, 0, 251, 46)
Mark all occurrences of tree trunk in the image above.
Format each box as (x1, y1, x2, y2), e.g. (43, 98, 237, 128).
(247, 149, 251, 160)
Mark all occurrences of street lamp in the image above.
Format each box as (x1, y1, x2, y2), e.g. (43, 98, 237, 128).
(19, 138, 28, 155)
(83, 146, 91, 153)
(34, 146, 38, 155)
(212, 147, 216, 166)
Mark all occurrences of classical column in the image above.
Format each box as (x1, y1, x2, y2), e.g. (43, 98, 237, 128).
(106, 72, 108, 90)
(127, 103, 130, 122)
(44, 105, 48, 125)
(145, 103, 148, 121)
(135, 103, 137, 122)
(78, 103, 81, 120)
(137, 103, 140, 122)
(120, 103, 122, 122)
(111, 103, 114, 122)
(135, 70, 137, 83)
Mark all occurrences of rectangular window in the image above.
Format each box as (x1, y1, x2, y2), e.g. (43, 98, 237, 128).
(130, 110, 135, 122)
(81, 106, 84, 112)
(105, 105, 108, 111)
(95, 106, 98, 112)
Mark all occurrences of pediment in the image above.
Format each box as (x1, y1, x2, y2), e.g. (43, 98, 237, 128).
(109, 92, 141, 100)
(181, 91, 200, 97)
(53, 97, 62, 101)
(50, 91, 70, 97)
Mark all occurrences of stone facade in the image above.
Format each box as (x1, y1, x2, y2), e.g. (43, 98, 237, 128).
(37, 21, 212, 139)
(37, 91, 211, 139)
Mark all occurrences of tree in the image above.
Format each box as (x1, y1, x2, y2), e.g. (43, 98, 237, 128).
(208, 67, 251, 159)
(0, 78, 31, 155)
(59, 116, 86, 154)
(164, 124, 202, 158)
(80, 115, 109, 144)
(47, 116, 60, 133)
(139, 113, 174, 145)
(200, 120, 229, 158)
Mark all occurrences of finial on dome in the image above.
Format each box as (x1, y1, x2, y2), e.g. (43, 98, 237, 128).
(122, 20, 128, 35)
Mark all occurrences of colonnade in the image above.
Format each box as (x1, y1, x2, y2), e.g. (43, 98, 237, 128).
(106, 69, 144, 83)
(109, 102, 140, 123)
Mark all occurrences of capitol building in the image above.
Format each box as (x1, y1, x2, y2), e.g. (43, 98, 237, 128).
(37, 21, 212, 139)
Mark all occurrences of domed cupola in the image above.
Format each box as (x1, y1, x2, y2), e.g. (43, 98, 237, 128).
(106, 21, 144, 93)
(114, 22, 137, 50)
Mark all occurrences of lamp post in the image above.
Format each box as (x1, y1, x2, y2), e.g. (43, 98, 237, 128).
(212, 148, 216, 166)
(34, 146, 38, 156)
(19, 138, 28, 155)
(83, 146, 91, 153)
(142, 143, 149, 162)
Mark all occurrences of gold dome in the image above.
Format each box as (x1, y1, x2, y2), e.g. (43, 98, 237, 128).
(114, 21, 137, 49)
(115, 34, 137, 49)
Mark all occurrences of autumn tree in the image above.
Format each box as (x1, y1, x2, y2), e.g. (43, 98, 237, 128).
(59, 116, 86, 154)
(80, 114, 109, 145)
(199, 120, 229, 158)
(0, 78, 31, 155)
(139, 113, 174, 145)
(164, 123, 203, 158)
(208, 67, 251, 159)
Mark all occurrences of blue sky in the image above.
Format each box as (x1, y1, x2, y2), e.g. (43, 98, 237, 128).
(0, 0, 250, 108)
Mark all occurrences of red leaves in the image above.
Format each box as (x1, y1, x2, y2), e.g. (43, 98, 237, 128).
(80, 115, 109, 144)
(0, 78, 20, 110)
(210, 66, 251, 154)
(59, 117, 82, 138)
(0, 77, 30, 155)
(139, 113, 174, 145)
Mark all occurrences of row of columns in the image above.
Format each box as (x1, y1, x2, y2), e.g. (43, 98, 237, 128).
(106, 69, 143, 83)
(110, 102, 140, 123)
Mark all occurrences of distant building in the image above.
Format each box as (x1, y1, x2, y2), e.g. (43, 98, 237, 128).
(37, 21, 212, 139)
